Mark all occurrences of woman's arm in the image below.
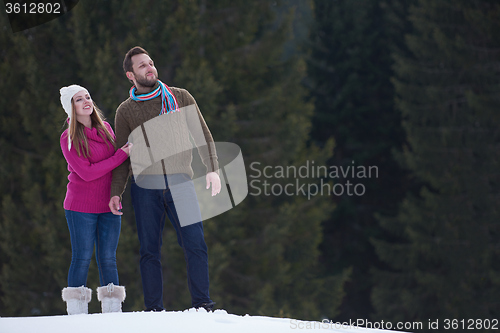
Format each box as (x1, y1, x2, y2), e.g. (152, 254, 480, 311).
(60, 131, 129, 182)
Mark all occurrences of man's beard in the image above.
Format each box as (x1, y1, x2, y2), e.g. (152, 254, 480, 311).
(135, 72, 157, 88)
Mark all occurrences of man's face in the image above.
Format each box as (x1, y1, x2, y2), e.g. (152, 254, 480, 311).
(128, 53, 158, 88)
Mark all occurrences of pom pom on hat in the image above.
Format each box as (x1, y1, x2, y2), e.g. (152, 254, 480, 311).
(60, 85, 89, 150)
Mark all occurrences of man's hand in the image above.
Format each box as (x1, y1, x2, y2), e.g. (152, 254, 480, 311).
(109, 196, 122, 215)
(206, 172, 221, 196)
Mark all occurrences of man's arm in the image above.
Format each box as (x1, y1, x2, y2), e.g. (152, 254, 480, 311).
(111, 102, 132, 200)
(182, 90, 221, 196)
(182, 90, 219, 174)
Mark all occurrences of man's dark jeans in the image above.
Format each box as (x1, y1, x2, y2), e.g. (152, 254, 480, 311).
(131, 173, 212, 310)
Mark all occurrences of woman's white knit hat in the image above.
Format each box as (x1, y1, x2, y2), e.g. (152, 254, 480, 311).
(60, 84, 89, 150)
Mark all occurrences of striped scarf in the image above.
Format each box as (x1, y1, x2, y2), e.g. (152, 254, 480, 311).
(129, 80, 179, 115)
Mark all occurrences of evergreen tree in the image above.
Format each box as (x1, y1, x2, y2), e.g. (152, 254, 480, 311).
(372, 0, 500, 327)
(0, 13, 76, 315)
(306, 0, 408, 320)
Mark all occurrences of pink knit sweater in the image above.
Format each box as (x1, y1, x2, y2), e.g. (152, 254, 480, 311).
(61, 122, 128, 213)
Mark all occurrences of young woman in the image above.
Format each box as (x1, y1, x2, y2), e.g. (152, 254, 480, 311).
(59, 85, 132, 315)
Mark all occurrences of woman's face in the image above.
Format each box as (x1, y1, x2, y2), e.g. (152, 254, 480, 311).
(72, 90, 93, 117)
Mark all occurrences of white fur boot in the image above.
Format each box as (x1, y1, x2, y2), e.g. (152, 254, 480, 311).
(61, 286, 92, 315)
(97, 283, 126, 313)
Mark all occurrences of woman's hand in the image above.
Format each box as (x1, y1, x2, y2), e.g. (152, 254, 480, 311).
(120, 142, 133, 156)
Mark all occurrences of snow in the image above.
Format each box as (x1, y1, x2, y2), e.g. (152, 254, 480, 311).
(0, 309, 410, 333)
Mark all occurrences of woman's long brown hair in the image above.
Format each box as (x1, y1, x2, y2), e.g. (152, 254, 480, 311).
(67, 100, 116, 158)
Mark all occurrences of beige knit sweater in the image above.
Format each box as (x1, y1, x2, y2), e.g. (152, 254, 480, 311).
(110, 83, 218, 198)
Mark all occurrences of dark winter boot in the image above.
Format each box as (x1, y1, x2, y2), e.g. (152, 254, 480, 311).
(196, 301, 216, 312)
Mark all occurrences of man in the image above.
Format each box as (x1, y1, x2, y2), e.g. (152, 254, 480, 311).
(109, 46, 220, 312)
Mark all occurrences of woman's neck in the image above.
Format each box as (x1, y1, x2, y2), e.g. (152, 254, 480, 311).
(77, 115, 92, 129)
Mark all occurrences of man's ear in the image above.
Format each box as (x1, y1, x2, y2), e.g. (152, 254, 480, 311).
(126, 71, 135, 81)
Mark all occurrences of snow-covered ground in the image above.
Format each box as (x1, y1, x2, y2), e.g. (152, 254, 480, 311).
(0, 309, 410, 333)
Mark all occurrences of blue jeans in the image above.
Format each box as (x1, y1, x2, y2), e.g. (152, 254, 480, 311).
(65, 210, 121, 287)
(131, 174, 212, 310)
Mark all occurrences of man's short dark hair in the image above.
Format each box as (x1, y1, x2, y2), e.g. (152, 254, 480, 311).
(123, 46, 149, 73)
